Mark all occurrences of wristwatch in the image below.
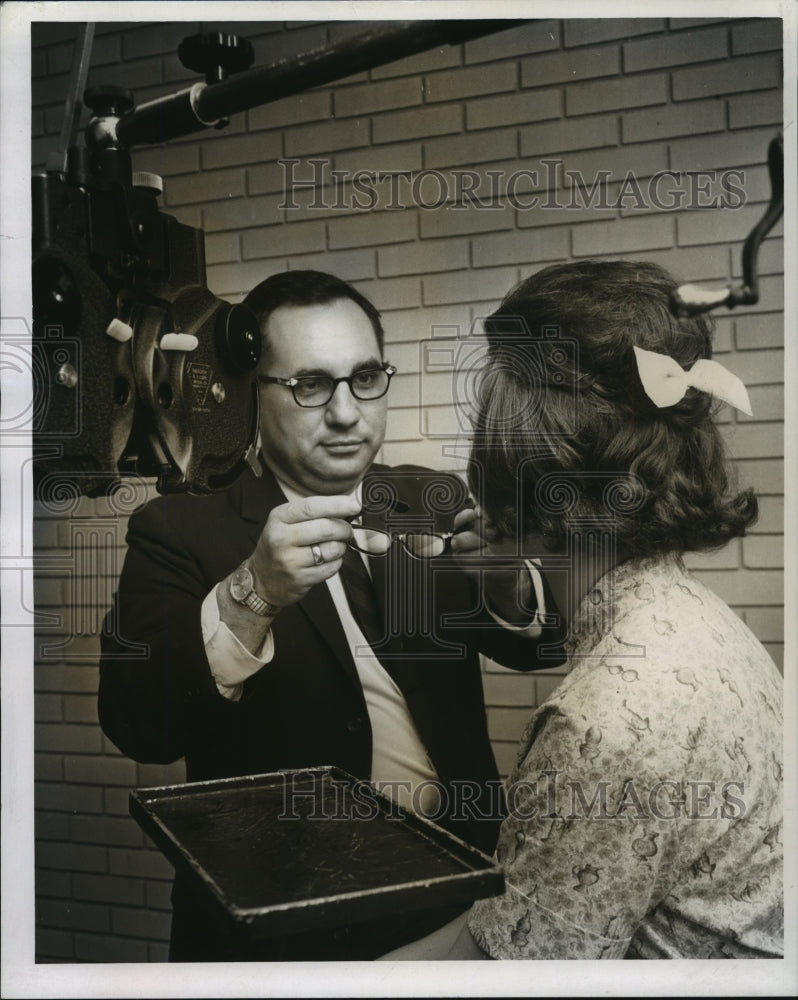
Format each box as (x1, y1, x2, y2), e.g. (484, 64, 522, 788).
(229, 563, 282, 617)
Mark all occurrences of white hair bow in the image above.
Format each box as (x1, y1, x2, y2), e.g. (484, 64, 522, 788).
(633, 346, 752, 415)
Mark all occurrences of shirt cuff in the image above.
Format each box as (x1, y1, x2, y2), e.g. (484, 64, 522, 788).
(201, 584, 275, 701)
(485, 559, 546, 638)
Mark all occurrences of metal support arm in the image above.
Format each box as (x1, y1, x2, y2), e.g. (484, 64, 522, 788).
(116, 19, 528, 148)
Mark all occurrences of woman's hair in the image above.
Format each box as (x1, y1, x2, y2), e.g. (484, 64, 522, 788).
(468, 259, 757, 557)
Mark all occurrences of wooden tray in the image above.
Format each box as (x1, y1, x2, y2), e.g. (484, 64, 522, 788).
(130, 766, 504, 943)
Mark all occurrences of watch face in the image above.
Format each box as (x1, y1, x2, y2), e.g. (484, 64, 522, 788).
(229, 565, 254, 603)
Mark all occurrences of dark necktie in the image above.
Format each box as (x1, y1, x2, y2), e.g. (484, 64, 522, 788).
(339, 545, 384, 651)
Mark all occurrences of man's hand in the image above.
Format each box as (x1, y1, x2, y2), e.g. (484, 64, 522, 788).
(451, 505, 536, 627)
(450, 505, 499, 562)
(248, 494, 362, 607)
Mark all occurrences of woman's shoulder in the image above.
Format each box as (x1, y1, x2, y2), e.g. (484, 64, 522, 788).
(590, 556, 776, 673)
(561, 555, 781, 736)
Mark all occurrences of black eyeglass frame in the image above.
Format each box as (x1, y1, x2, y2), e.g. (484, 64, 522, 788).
(348, 523, 456, 561)
(257, 363, 397, 407)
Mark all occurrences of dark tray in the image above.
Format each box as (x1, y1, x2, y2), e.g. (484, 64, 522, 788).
(130, 766, 504, 943)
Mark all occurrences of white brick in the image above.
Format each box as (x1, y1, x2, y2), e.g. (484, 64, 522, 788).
(242, 219, 326, 260)
(721, 348, 783, 387)
(133, 144, 199, 178)
(689, 568, 782, 606)
(488, 707, 531, 743)
(206, 259, 286, 299)
(623, 27, 727, 73)
(727, 276, 783, 317)
(378, 238, 469, 277)
(677, 203, 783, 248)
(683, 540, 741, 572)
(741, 385, 784, 422)
(373, 105, 462, 146)
(350, 276, 422, 313)
(728, 89, 783, 130)
(520, 114, 619, 158)
(622, 99, 725, 144)
(743, 606, 784, 641)
(472, 226, 569, 268)
(551, 142, 668, 185)
(327, 209, 417, 250)
(731, 235, 783, 279)
(735, 459, 783, 495)
(422, 267, 519, 307)
(567, 73, 668, 117)
(482, 672, 537, 708)
(465, 20, 561, 64)
(762, 644, 783, 672)
(248, 90, 331, 131)
(424, 62, 517, 104)
(335, 77, 421, 118)
(722, 423, 783, 460)
(250, 23, 329, 68)
(201, 133, 275, 171)
(565, 20, 667, 47)
(521, 45, 619, 87)
(371, 43, 462, 81)
(673, 54, 781, 101)
(534, 675, 565, 704)
(334, 142, 423, 177)
(194, 185, 272, 233)
(285, 248, 376, 282)
(286, 117, 370, 157)
(742, 535, 783, 569)
(731, 19, 783, 56)
(247, 162, 290, 198)
(424, 130, 517, 171)
(735, 313, 783, 350)
(572, 214, 674, 257)
(165, 168, 246, 207)
(669, 126, 784, 174)
(467, 88, 561, 131)
(748, 496, 783, 533)
(203, 231, 240, 265)
(420, 199, 515, 238)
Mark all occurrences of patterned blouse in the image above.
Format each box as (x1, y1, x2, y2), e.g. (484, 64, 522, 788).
(469, 554, 783, 959)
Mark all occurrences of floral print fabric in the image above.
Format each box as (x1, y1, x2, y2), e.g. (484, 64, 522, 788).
(469, 555, 783, 959)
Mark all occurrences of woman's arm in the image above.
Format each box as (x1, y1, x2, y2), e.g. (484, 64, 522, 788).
(377, 910, 490, 960)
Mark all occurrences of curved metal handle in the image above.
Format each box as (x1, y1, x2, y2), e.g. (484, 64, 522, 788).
(671, 135, 783, 318)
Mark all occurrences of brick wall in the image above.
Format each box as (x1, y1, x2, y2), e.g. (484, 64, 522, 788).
(30, 17, 784, 963)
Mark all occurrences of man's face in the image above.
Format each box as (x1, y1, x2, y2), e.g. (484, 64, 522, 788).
(257, 297, 388, 496)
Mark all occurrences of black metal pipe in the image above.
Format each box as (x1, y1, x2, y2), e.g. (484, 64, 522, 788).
(117, 19, 529, 148)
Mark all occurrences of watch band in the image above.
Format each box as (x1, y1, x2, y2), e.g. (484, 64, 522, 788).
(243, 589, 277, 617)
(230, 564, 282, 618)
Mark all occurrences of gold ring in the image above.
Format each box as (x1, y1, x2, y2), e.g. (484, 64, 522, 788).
(311, 544, 324, 566)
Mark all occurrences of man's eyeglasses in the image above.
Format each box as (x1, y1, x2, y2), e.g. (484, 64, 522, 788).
(349, 523, 455, 560)
(258, 364, 397, 408)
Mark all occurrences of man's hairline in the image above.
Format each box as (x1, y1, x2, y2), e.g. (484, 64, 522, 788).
(258, 296, 385, 362)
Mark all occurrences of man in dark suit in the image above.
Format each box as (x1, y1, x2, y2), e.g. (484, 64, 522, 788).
(99, 270, 559, 961)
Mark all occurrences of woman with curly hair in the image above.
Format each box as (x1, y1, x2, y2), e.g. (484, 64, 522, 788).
(381, 259, 783, 960)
